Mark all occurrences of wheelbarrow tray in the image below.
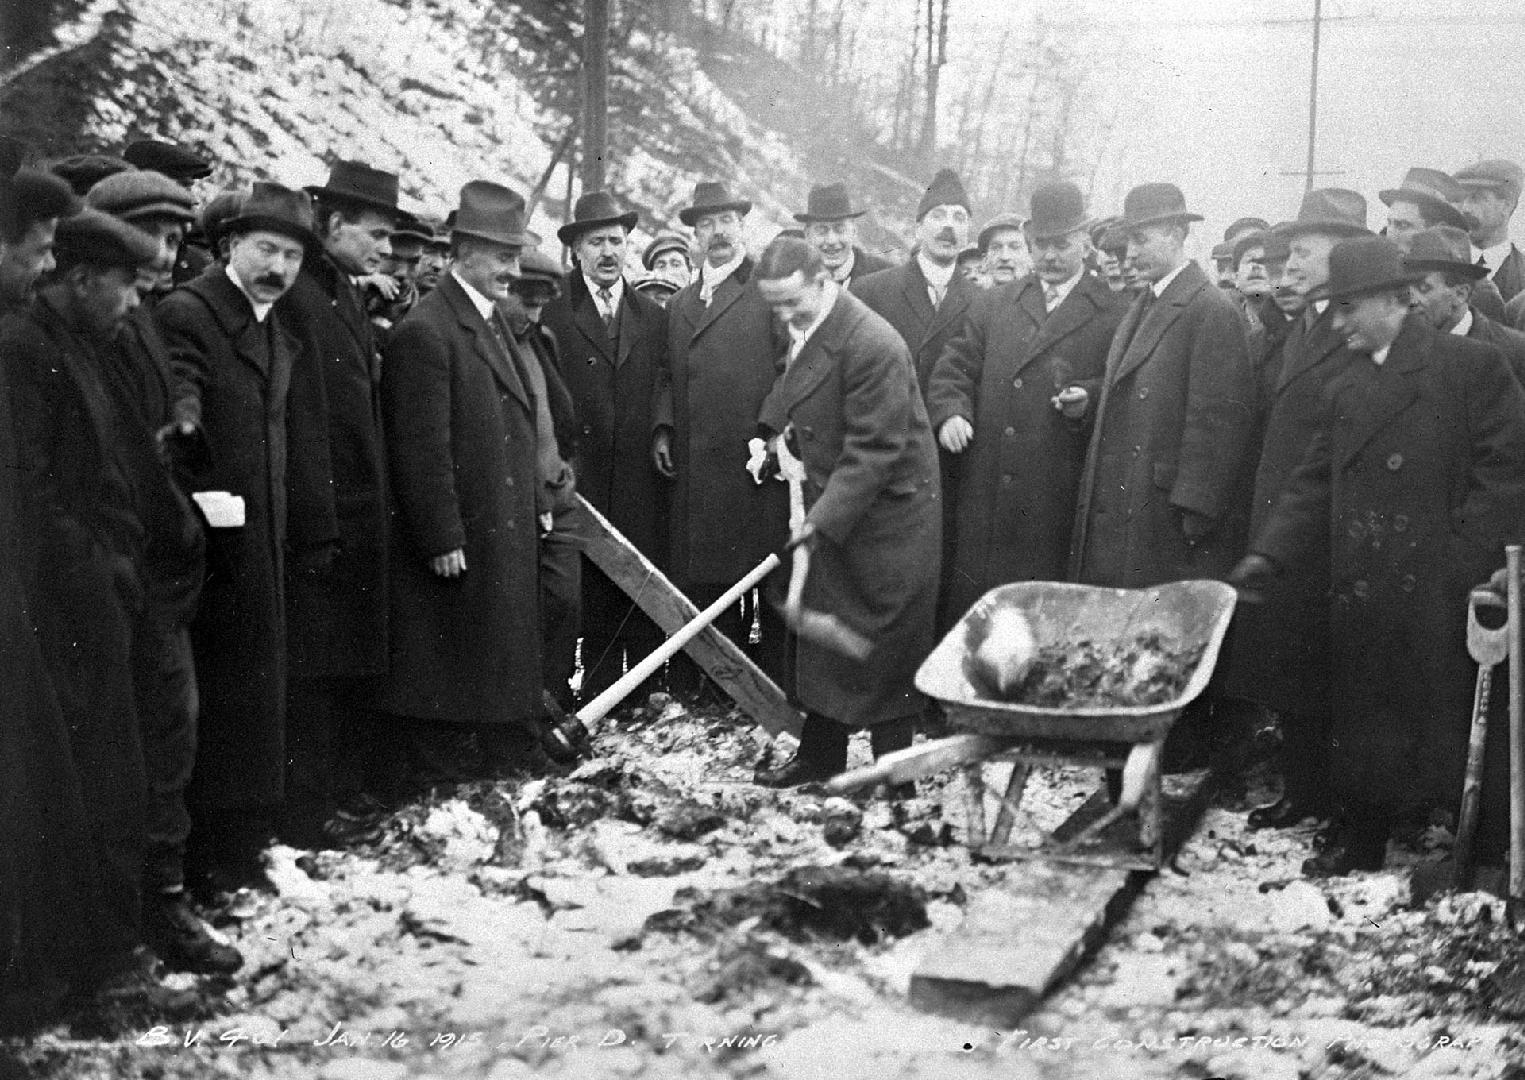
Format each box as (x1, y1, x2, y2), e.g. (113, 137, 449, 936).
(916, 579, 1238, 743)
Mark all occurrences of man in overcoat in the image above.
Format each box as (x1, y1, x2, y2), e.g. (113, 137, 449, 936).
(278, 160, 401, 840)
(541, 191, 669, 704)
(378, 181, 553, 774)
(155, 183, 337, 893)
(794, 182, 892, 288)
(1406, 225, 1525, 386)
(750, 238, 940, 786)
(1454, 160, 1525, 304)
(655, 181, 790, 689)
(1070, 182, 1255, 589)
(1227, 190, 1370, 831)
(926, 181, 1123, 623)
(1235, 236, 1525, 875)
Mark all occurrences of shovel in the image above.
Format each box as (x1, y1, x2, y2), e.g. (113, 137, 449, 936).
(1415, 585, 1510, 901)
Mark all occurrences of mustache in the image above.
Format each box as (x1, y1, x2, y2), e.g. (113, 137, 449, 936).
(707, 237, 732, 250)
(935, 228, 957, 244)
(254, 274, 287, 289)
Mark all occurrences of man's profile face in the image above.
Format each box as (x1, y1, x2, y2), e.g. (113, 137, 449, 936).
(325, 208, 394, 275)
(1332, 291, 1406, 353)
(693, 210, 744, 269)
(1123, 223, 1184, 285)
(76, 263, 142, 333)
(804, 219, 855, 271)
(0, 219, 58, 305)
(1459, 186, 1513, 241)
(1409, 270, 1466, 329)
(384, 237, 424, 285)
(417, 246, 448, 291)
(1235, 246, 1270, 298)
(228, 229, 306, 303)
(455, 239, 521, 302)
(1284, 232, 1338, 297)
(758, 268, 829, 332)
(1385, 199, 1427, 252)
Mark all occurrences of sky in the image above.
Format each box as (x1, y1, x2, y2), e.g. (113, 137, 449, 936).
(929, 0, 1525, 248)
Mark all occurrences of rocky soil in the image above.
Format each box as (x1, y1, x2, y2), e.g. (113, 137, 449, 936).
(5, 695, 1523, 1080)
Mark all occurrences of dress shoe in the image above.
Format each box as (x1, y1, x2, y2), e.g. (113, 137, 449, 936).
(1247, 795, 1330, 830)
(1302, 830, 1386, 877)
(754, 754, 841, 788)
(145, 893, 243, 975)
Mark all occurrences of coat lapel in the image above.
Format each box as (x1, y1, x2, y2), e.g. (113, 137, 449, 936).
(899, 260, 937, 338)
(1336, 321, 1426, 470)
(1276, 307, 1345, 393)
(925, 270, 973, 347)
(192, 270, 273, 381)
(1027, 274, 1103, 361)
(778, 294, 850, 413)
(692, 259, 754, 342)
(1112, 263, 1204, 384)
(440, 277, 530, 411)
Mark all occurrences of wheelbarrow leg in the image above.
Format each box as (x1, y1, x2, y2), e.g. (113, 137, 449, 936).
(988, 761, 1032, 847)
(963, 764, 988, 847)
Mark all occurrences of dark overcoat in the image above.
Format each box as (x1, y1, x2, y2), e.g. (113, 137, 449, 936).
(1255, 316, 1525, 814)
(850, 257, 977, 391)
(156, 267, 334, 807)
(377, 274, 543, 726)
(1, 295, 150, 967)
(279, 253, 390, 679)
(541, 271, 667, 560)
(843, 247, 894, 287)
(1491, 244, 1525, 305)
(1070, 261, 1256, 587)
(1222, 307, 1349, 712)
(658, 258, 788, 586)
(764, 289, 941, 727)
(1466, 308, 1525, 387)
(926, 272, 1122, 620)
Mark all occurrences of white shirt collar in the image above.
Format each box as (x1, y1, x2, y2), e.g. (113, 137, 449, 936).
(787, 281, 840, 363)
(1043, 268, 1085, 309)
(583, 274, 624, 307)
(452, 270, 496, 322)
(916, 251, 955, 292)
(1313, 298, 1329, 316)
(1450, 308, 1475, 337)
(700, 251, 745, 297)
(1150, 260, 1190, 298)
(226, 263, 274, 323)
(1370, 344, 1392, 366)
(1473, 239, 1515, 274)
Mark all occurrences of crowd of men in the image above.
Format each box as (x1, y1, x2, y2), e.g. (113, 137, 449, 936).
(4, 133, 1525, 1028)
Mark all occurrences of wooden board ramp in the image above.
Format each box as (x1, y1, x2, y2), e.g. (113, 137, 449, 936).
(909, 768, 1213, 1026)
(577, 495, 801, 737)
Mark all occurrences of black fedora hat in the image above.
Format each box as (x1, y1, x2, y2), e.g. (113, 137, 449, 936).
(305, 160, 400, 217)
(1404, 225, 1489, 281)
(679, 180, 751, 227)
(223, 181, 318, 248)
(793, 182, 866, 223)
(1379, 168, 1469, 231)
(1120, 182, 1204, 230)
(452, 180, 529, 247)
(1026, 180, 1091, 241)
(557, 190, 638, 245)
(1285, 188, 1370, 238)
(1312, 236, 1423, 303)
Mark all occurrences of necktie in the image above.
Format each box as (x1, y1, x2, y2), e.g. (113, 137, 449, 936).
(598, 287, 615, 330)
(1044, 284, 1061, 312)
(488, 310, 513, 357)
(929, 283, 945, 308)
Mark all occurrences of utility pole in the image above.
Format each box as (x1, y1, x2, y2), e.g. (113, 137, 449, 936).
(580, 0, 609, 195)
(1304, 0, 1321, 193)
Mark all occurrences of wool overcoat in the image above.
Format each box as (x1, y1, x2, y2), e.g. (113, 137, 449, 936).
(155, 266, 335, 807)
(541, 271, 667, 561)
(377, 274, 544, 726)
(279, 253, 390, 680)
(1466, 308, 1525, 387)
(1070, 261, 1256, 587)
(658, 258, 788, 586)
(926, 272, 1122, 621)
(1255, 316, 1525, 814)
(763, 289, 941, 727)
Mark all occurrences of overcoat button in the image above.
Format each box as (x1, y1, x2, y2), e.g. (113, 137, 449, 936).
(1004, 426, 1016, 437)
(1013, 377, 1024, 389)
(1392, 514, 1408, 532)
(587, 357, 596, 365)
(1138, 387, 1150, 400)
(1352, 579, 1370, 599)
(1347, 521, 1364, 540)
(1386, 453, 1403, 471)
(1400, 574, 1416, 593)
(1001, 475, 1013, 486)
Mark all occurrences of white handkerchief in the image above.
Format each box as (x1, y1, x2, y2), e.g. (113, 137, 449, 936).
(192, 491, 246, 528)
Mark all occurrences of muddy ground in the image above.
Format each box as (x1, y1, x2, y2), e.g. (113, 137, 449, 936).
(5, 695, 1524, 1080)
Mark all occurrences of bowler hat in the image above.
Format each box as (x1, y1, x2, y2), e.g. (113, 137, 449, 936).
(1119, 182, 1204, 230)
(122, 139, 212, 182)
(977, 212, 1026, 251)
(793, 182, 867, 223)
(916, 168, 971, 221)
(52, 207, 162, 269)
(1452, 159, 1524, 203)
(679, 181, 751, 227)
(1024, 180, 1092, 241)
(642, 233, 690, 270)
(1224, 216, 1270, 243)
(223, 182, 318, 248)
(86, 169, 196, 224)
(198, 188, 245, 249)
(557, 190, 638, 245)
(1404, 226, 1489, 281)
(305, 160, 401, 217)
(1312, 236, 1422, 303)
(1379, 168, 1470, 231)
(1284, 188, 1370, 238)
(48, 154, 132, 197)
(451, 180, 529, 247)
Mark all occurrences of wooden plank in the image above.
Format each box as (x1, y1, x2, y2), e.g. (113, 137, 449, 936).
(909, 768, 1212, 1025)
(577, 495, 801, 736)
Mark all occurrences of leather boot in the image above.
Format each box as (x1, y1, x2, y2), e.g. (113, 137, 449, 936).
(144, 891, 243, 975)
(756, 713, 849, 788)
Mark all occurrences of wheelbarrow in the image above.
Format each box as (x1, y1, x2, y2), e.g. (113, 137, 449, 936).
(828, 579, 1238, 870)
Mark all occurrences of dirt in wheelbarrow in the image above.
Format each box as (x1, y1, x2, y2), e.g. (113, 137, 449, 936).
(992, 630, 1208, 708)
(8, 693, 1522, 1080)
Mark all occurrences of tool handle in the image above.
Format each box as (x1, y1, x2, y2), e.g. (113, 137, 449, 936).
(1507, 545, 1523, 908)
(824, 734, 1009, 792)
(1456, 663, 1494, 888)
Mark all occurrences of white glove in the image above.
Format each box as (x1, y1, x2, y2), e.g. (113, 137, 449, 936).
(746, 437, 769, 484)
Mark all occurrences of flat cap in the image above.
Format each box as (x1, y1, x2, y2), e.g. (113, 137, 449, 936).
(1452, 159, 1524, 202)
(122, 139, 212, 182)
(86, 169, 196, 223)
(515, 247, 563, 283)
(52, 206, 163, 268)
(10, 168, 81, 232)
(48, 154, 133, 196)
